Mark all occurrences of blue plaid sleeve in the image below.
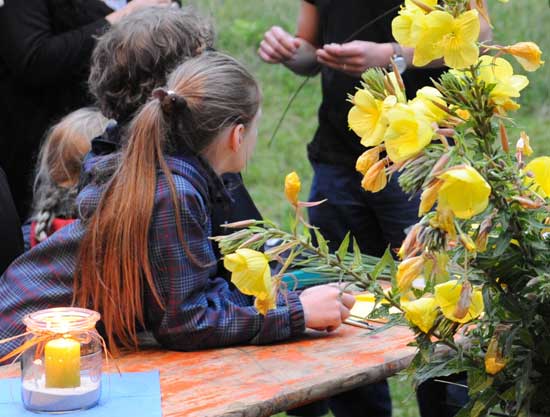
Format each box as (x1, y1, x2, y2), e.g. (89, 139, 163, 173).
(146, 172, 305, 350)
(0, 222, 82, 360)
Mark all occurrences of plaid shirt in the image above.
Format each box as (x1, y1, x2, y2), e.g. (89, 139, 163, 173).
(0, 155, 304, 359)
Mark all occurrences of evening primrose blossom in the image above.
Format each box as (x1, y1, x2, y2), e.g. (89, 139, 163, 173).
(477, 55, 529, 113)
(409, 86, 449, 124)
(384, 104, 434, 162)
(348, 91, 396, 147)
(413, 10, 480, 69)
(434, 280, 484, 323)
(525, 156, 550, 197)
(401, 296, 438, 333)
(437, 165, 491, 219)
(224, 249, 275, 315)
(392, 0, 438, 47)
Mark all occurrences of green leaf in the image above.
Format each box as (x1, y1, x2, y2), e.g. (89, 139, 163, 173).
(336, 232, 351, 263)
(372, 247, 396, 280)
(314, 228, 329, 256)
(352, 237, 362, 270)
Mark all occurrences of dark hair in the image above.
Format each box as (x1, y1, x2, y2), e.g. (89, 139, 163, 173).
(88, 6, 215, 122)
(76, 52, 261, 353)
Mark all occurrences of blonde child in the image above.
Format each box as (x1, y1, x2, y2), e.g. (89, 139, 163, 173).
(26, 108, 108, 248)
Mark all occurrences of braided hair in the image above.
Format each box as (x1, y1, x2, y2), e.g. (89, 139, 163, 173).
(31, 108, 108, 243)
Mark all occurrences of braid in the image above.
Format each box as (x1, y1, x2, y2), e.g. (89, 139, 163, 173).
(32, 180, 79, 243)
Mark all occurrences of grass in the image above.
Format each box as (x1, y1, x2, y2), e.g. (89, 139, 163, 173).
(186, 1, 548, 415)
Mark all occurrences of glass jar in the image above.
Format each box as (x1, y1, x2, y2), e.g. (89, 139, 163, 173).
(20, 307, 102, 413)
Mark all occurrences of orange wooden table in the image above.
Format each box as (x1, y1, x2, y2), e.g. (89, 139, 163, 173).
(0, 324, 415, 417)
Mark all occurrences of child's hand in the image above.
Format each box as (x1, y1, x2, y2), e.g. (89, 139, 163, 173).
(299, 285, 355, 332)
(258, 26, 301, 63)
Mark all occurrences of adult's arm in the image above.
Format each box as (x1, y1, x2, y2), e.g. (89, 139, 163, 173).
(258, 1, 321, 76)
(317, 0, 493, 77)
(0, 0, 109, 86)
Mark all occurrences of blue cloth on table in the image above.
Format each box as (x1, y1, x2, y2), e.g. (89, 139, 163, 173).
(0, 371, 161, 417)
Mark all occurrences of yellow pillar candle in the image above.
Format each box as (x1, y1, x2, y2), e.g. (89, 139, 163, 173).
(44, 337, 81, 388)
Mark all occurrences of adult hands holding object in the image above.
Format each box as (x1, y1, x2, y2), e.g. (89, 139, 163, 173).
(316, 40, 394, 77)
(299, 285, 355, 332)
(258, 26, 301, 63)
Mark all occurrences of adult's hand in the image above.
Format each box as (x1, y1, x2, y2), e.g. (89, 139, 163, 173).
(299, 285, 355, 332)
(258, 26, 301, 64)
(106, 0, 172, 24)
(316, 40, 394, 77)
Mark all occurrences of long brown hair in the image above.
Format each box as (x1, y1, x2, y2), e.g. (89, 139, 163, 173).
(75, 52, 260, 353)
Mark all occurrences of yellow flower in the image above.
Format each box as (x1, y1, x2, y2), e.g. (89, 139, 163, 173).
(437, 165, 491, 219)
(392, 7, 427, 48)
(485, 332, 507, 375)
(284, 171, 301, 206)
(455, 108, 471, 121)
(356, 147, 381, 175)
(434, 280, 484, 323)
(361, 159, 387, 192)
(459, 233, 477, 252)
(384, 103, 434, 162)
(348, 90, 395, 147)
(516, 131, 533, 157)
(224, 249, 275, 315)
(409, 86, 448, 124)
(401, 296, 438, 333)
(419, 179, 443, 216)
(502, 41, 544, 72)
(414, 10, 480, 69)
(477, 55, 529, 113)
(525, 156, 550, 197)
(254, 294, 277, 316)
(429, 207, 457, 240)
(396, 255, 425, 293)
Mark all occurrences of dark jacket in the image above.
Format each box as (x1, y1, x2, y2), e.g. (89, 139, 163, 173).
(88, 123, 263, 279)
(0, 0, 112, 219)
(0, 154, 304, 359)
(0, 167, 23, 274)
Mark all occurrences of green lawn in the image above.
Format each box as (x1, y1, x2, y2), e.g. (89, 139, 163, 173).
(187, 1, 549, 415)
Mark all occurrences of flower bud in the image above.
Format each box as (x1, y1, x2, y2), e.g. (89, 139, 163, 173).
(396, 255, 425, 293)
(361, 159, 387, 192)
(502, 41, 545, 72)
(285, 171, 301, 206)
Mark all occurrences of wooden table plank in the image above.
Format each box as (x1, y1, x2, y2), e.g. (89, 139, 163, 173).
(0, 324, 415, 417)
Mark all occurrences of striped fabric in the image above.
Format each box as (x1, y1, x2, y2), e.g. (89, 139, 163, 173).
(0, 154, 304, 360)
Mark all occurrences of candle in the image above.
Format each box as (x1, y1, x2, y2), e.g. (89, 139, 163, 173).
(45, 337, 81, 388)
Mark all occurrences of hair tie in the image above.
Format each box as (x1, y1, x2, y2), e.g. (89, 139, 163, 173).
(152, 88, 187, 115)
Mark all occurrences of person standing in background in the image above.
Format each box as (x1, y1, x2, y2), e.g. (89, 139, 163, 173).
(0, 166, 23, 274)
(0, 0, 171, 219)
(258, 1, 491, 417)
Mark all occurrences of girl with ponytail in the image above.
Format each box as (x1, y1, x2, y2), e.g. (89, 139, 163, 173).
(0, 52, 353, 358)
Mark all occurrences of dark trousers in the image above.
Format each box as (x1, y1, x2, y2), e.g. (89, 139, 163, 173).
(288, 162, 420, 417)
(417, 373, 469, 417)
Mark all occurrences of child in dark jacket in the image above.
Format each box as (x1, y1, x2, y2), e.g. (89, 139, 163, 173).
(0, 52, 354, 359)
(23, 108, 108, 250)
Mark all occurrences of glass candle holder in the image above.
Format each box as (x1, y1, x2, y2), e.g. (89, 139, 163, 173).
(20, 307, 102, 413)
